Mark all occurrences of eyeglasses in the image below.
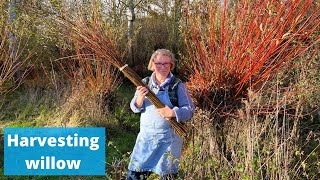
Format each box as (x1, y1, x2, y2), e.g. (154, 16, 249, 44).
(154, 62, 171, 68)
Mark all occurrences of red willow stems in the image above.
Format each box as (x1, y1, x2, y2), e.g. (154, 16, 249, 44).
(184, 0, 319, 114)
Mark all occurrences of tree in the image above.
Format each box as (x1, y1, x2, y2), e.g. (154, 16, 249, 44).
(124, 0, 144, 65)
(127, 0, 135, 64)
(9, 0, 22, 81)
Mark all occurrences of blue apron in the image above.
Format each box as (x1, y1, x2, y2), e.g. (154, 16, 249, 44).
(128, 87, 183, 175)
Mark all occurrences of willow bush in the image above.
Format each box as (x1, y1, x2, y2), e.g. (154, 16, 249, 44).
(180, 0, 320, 179)
(183, 0, 319, 114)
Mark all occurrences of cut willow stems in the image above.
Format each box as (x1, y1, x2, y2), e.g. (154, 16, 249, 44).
(59, 13, 188, 137)
(119, 64, 188, 137)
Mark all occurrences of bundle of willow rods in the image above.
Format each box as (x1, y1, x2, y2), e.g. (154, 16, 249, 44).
(119, 64, 188, 137)
(63, 15, 188, 137)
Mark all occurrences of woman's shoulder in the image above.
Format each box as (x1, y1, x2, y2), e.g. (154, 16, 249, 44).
(142, 76, 150, 83)
(172, 77, 188, 92)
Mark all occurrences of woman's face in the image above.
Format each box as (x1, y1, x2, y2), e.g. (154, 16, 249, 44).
(153, 55, 172, 77)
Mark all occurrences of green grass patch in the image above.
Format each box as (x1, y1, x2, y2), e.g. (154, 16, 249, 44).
(0, 84, 140, 179)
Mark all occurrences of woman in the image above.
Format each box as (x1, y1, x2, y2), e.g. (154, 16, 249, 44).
(126, 49, 195, 180)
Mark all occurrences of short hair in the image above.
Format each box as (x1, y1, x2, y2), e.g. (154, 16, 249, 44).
(147, 49, 175, 71)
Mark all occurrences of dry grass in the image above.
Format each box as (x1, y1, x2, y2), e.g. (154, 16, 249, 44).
(180, 86, 319, 179)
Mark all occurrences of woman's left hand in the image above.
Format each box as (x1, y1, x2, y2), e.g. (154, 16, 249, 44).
(157, 106, 176, 118)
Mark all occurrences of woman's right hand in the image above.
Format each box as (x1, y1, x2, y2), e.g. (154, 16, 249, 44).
(137, 86, 149, 97)
(135, 86, 149, 108)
